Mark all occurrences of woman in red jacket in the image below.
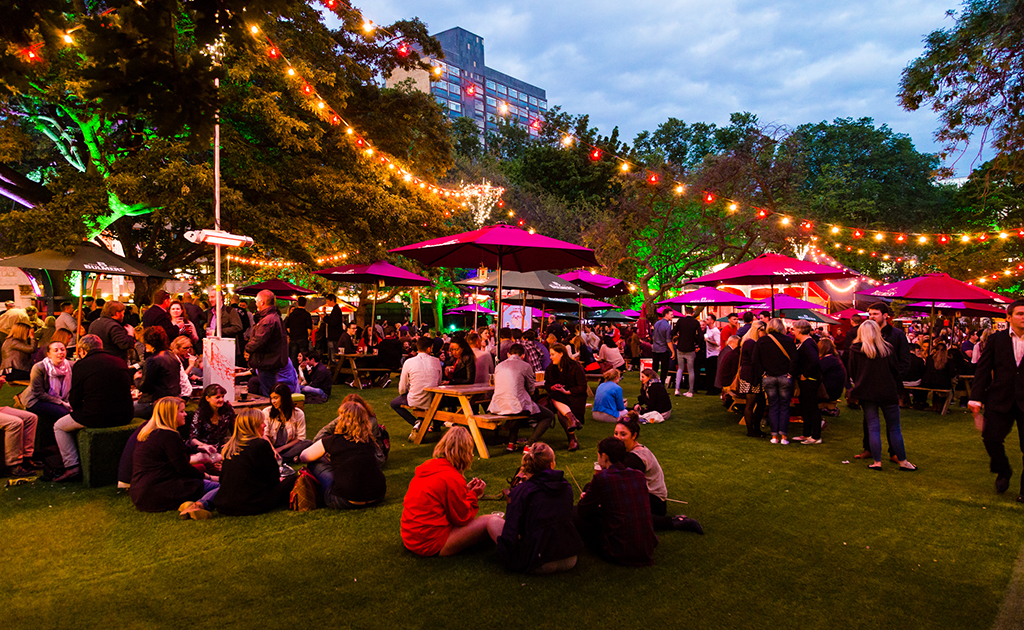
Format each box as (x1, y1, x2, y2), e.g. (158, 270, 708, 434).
(401, 426, 503, 556)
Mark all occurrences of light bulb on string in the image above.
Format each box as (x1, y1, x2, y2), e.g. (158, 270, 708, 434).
(561, 135, 573, 147)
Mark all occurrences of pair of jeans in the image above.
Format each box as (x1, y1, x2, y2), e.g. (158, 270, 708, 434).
(308, 460, 384, 509)
(762, 374, 793, 435)
(862, 401, 907, 462)
(199, 479, 219, 506)
(0, 406, 37, 466)
(390, 394, 421, 426)
(27, 401, 69, 450)
(675, 352, 697, 393)
(54, 414, 86, 468)
(300, 385, 326, 400)
(257, 361, 300, 397)
(652, 351, 671, 384)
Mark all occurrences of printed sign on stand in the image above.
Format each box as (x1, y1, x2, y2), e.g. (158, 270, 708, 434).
(203, 336, 236, 401)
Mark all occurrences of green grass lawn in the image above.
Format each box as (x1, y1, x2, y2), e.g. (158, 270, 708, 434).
(2, 377, 1021, 630)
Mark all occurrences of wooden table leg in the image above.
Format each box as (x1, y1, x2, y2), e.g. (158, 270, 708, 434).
(457, 396, 489, 459)
(414, 393, 443, 444)
(350, 358, 364, 389)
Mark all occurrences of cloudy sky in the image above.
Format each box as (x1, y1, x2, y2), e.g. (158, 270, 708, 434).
(352, 0, 982, 175)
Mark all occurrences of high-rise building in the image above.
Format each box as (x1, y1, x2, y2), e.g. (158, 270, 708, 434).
(387, 26, 547, 137)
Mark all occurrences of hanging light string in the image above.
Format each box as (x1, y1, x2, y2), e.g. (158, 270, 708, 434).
(805, 246, 883, 288)
(967, 261, 1024, 285)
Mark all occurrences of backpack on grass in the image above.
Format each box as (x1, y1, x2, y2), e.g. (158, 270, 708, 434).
(289, 468, 320, 511)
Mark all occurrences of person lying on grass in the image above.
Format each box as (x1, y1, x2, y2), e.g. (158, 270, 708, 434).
(300, 401, 386, 510)
(576, 436, 658, 566)
(485, 443, 583, 574)
(401, 426, 503, 557)
(215, 408, 297, 516)
(616, 414, 703, 534)
(129, 396, 218, 520)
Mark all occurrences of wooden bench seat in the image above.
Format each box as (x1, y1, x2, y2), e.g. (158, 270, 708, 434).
(903, 386, 955, 415)
(468, 413, 527, 431)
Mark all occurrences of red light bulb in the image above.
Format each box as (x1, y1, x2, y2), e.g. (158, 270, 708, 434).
(268, 47, 279, 58)
(590, 149, 602, 161)
(978, 234, 988, 241)
(397, 42, 410, 57)
(302, 84, 313, 94)
(466, 85, 475, 96)
(853, 230, 863, 238)
(939, 235, 949, 244)
(648, 173, 659, 184)
(518, 220, 525, 226)
(704, 193, 714, 203)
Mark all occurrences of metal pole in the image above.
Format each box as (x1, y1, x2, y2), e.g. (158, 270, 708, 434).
(214, 77, 223, 339)
(496, 263, 504, 331)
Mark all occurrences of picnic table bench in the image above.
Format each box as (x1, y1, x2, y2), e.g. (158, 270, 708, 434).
(410, 384, 528, 459)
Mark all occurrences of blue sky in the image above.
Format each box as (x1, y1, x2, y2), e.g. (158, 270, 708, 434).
(351, 0, 985, 176)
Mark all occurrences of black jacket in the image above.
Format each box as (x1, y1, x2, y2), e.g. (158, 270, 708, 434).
(496, 469, 583, 573)
(795, 337, 822, 382)
(971, 330, 1024, 414)
(820, 354, 847, 401)
(138, 351, 181, 404)
(245, 307, 288, 371)
(544, 358, 589, 421)
(142, 305, 179, 345)
(881, 323, 911, 379)
(88, 315, 135, 362)
(848, 342, 901, 405)
(638, 379, 672, 415)
(70, 350, 134, 428)
(751, 332, 798, 380)
(321, 305, 345, 345)
(672, 316, 702, 353)
(285, 307, 313, 343)
(130, 428, 205, 512)
(216, 439, 293, 516)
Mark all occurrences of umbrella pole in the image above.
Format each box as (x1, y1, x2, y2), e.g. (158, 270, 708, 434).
(496, 262, 503, 332)
(371, 285, 377, 346)
(522, 292, 526, 330)
(770, 283, 776, 317)
(76, 272, 87, 345)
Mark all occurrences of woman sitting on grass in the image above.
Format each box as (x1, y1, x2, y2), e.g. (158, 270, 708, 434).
(486, 443, 583, 574)
(130, 396, 219, 519)
(300, 401, 386, 509)
(401, 426, 502, 557)
(215, 408, 296, 516)
(634, 368, 671, 420)
(615, 414, 703, 533)
(592, 369, 627, 423)
(187, 384, 236, 458)
(263, 383, 309, 462)
(313, 394, 389, 468)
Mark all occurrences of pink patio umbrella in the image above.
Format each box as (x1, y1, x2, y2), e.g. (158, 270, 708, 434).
(831, 307, 867, 320)
(580, 297, 617, 309)
(906, 301, 1008, 318)
(861, 273, 1012, 305)
(390, 224, 599, 329)
(315, 261, 433, 344)
(236, 278, 316, 298)
(658, 286, 752, 307)
(621, 309, 642, 317)
(559, 270, 629, 297)
(687, 253, 856, 313)
(741, 294, 826, 311)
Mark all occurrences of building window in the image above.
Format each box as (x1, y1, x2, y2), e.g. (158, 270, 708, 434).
(530, 97, 538, 105)
(449, 84, 460, 96)
(486, 96, 496, 107)
(497, 84, 507, 95)
(509, 88, 518, 100)
(486, 80, 496, 90)
(435, 96, 446, 107)
(449, 101, 462, 113)
(539, 100, 547, 110)
(475, 101, 484, 114)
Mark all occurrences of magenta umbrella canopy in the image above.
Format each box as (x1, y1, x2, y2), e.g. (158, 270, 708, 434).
(446, 304, 497, 315)
(390, 224, 599, 271)
(659, 287, 751, 306)
(688, 253, 856, 286)
(314, 260, 433, 287)
(236, 278, 315, 297)
(559, 270, 628, 297)
(831, 307, 867, 320)
(742, 294, 826, 311)
(906, 301, 1008, 317)
(580, 297, 617, 310)
(621, 309, 642, 317)
(862, 273, 1011, 304)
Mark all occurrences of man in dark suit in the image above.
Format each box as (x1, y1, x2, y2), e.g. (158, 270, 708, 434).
(141, 289, 179, 344)
(319, 294, 345, 362)
(969, 299, 1024, 498)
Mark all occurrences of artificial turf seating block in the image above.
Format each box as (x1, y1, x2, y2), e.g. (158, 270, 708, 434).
(77, 419, 146, 488)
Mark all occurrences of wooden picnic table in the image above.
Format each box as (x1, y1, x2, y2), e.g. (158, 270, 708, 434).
(412, 384, 500, 459)
(232, 394, 271, 409)
(331, 352, 392, 389)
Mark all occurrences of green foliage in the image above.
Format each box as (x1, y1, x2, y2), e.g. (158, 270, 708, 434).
(449, 115, 482, 161)
(899, 0, 1024, 181)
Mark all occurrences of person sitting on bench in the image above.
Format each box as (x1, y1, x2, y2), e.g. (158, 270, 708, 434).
(490, 343, 555, 453)
(296, 350, 332, 403)
(390, 337, 442, 428)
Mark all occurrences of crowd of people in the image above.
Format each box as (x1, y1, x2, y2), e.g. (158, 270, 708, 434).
(5, 288, 1024, 571)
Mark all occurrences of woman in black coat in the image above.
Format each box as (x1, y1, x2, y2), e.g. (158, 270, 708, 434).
(634, 368, 671, 419)
(130, 397, 219, 518)
(543, 343, 588, 451)
(215, 408, 296, 516)
(848, 320, 917, 472)
(488, 443, 583, 574)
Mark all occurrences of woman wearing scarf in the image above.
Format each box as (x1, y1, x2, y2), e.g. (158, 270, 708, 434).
(20, 340, 73, 450)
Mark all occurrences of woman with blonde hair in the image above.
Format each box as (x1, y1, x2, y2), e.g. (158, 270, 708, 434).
(215, 408, 296, 516)
(1, 322, 36, 381)
(300, 401, 386, 509)
(736, 322, 767, 438)
(592, 368, 626, 423)
(401, 426, 503, 556)
(487, 442, 583, 573)
(848, 320, 917, 472)
(130, 397, 219, 518)
(313, 393, 389, 467)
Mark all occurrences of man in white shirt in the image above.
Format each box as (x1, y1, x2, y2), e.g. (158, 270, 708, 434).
(489, 344, 554, 452)
(703, 315, 721, 395)
(390, 337, 442, 428)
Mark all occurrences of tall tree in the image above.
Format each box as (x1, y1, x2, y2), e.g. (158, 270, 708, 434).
(899, 0, 1024, 180)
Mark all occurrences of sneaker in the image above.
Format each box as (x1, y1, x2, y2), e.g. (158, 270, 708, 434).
(683, 392, 694, 398)
(674, 390, 681, 396)
(506, 442, 519, 453)
(8, 465, 34, 478)
(780, 438, 790, 445)
(407, 421, 421, 442)
(802, 438, 822, 445)
(770, 437, 779, 444)
(53, 466, 81, 483)
(381, 378, 392, 388)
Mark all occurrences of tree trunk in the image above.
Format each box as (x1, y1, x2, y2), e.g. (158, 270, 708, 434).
(133, 276, 166, 307)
